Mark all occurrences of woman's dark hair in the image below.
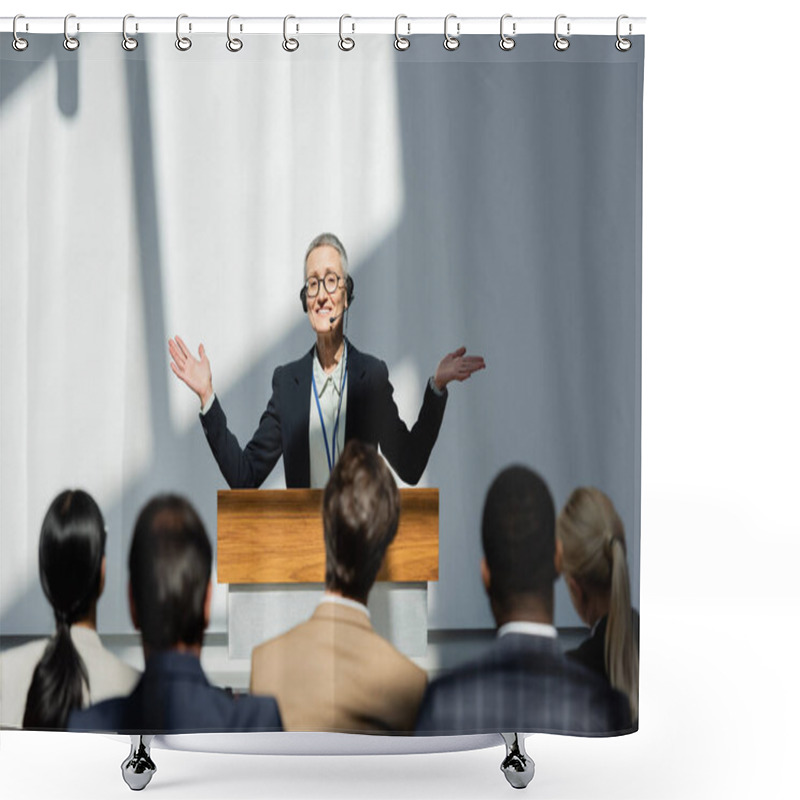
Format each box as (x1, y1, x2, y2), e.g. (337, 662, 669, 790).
(22, 490, 107, 729)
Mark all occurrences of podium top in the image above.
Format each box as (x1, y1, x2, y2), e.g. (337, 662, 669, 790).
(217, 489, 439, 584)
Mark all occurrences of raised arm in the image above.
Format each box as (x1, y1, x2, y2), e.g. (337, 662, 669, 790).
(168, 335, 214, 408)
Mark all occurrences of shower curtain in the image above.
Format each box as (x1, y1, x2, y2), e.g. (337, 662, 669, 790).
(1, 23, 644, 737)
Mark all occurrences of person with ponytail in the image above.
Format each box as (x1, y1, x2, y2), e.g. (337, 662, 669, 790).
(556, 487, 639, 725)
(0, 490, 138, 728)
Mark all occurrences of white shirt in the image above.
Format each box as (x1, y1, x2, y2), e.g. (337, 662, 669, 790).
(497, 620, 558, 639)
(317, 592, 371, 619)
(308, 344, 349, 489)
(0, 626, 139, 728)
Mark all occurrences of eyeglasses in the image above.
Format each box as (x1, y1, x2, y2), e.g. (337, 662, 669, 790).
(305, 272, 343, 298)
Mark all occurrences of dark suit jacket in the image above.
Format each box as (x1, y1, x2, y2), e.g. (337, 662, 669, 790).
(567, 609, 640, 679)
(200, 340, 447, 488)
(68, 651, 282, 734)
(414, 633, 633, 736)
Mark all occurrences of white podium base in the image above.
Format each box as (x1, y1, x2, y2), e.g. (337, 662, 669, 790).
(227, 582, 428, 660)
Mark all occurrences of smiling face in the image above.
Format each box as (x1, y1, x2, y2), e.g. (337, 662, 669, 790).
(305, 244, 348, 336)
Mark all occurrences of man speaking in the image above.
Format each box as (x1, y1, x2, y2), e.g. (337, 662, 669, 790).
(168, 233, 484, 488)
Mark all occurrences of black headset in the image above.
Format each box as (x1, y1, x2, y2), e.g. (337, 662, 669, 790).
(300, 274, 355, 313)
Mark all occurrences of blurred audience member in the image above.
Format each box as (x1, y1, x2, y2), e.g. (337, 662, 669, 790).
(0, 490, 138, 729)
(69, 494, 282, 732)
(415, 466, 631, 735)
(250, 440, 426, 732)
(556, 486, 639, 724)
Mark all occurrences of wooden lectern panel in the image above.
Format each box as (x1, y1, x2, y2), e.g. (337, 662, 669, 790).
(217, 489, 438, 584)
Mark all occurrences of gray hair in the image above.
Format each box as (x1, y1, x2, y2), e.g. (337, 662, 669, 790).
(304, 232, 349, 278)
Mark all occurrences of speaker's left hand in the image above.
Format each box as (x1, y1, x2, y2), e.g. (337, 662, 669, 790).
(434, 347, 486, 391)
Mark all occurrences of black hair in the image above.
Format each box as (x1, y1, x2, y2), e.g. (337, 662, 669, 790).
(128, 494, 212, 651)
(23, 490, 106, 729)
(323, 440, 400, 604)
(481, 466, 557, 614)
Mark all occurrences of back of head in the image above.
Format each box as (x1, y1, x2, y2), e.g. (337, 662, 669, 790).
(129, 494, 212, 652)
(481, 466, 557, 620)
(23, 489, 106, 729)
(557, 487, 638, 723)
(323, 440, 400, 604)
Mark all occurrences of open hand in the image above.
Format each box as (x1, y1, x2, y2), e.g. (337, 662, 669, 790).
(434, 347, 486, 391)
(168, 336, 213, 407)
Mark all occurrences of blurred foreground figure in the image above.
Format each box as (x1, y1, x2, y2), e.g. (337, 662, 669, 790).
(69, 494, 282, 733)
(415, 466, 632, 735)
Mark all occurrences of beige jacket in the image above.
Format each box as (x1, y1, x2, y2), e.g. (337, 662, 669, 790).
(250, 601, 427, 733)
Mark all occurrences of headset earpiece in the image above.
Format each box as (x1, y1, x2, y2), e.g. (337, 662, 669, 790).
(300, 285, 308, 313)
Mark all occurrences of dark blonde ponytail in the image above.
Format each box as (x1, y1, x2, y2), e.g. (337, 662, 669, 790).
(557, 487, 638, 724)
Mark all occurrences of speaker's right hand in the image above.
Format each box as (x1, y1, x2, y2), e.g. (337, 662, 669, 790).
(168, 336, 213, 408)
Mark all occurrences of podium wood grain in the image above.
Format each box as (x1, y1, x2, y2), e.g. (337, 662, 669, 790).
(217, 489, 439, 584)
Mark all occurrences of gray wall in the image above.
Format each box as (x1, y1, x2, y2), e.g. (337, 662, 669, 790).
(0, 34, 642, 634)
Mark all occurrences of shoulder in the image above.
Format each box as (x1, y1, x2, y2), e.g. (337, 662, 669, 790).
(284, 347, 315, 374)
(87, 650, 140, 701)
(345, 341, 385, 374)
(270, 347, 315, 386)
(0, 637, 49, 672)
(362, 628, 427, 685)
(226, 691, 283, 731)
(68, 695, 129, 732)
(251, 619, 314, 675)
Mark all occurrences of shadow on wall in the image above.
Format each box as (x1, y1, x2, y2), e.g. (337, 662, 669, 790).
(1, 35, 79, 116)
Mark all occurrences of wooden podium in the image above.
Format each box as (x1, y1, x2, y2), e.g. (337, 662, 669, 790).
(217, 489, 439, 659)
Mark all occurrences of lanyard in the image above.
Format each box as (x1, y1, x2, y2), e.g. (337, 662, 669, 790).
(311, 345, 348, 475)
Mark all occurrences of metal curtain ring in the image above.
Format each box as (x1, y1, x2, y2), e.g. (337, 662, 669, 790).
(175, 14, 192, 51)
(499, 14, 516, 51)
(283, 15, 299, 52)
(394, 14, 410, 51)
(443, 14, 460, 51)
(63, 13, 79, 51)
(553, 14, 570, 51)
(616, 14, 632, 52)
(226, 15, 243, 52)
(338, 14, 355, 51)
(12, 14, 29, 52)
(122, 14, 138, 51)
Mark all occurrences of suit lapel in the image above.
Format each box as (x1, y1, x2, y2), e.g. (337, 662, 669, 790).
(286, 347, 314, 487)
(344, 340, 368, 441)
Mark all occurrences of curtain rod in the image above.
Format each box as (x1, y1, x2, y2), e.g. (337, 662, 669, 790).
(1, 16, 646, 37)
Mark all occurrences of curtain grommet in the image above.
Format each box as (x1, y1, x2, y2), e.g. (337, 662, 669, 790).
(394, 15, 410, 51)
(282, 15, 299, 52)
(175, 14, 192, 51)
(121, 14, 138, 51)
(553, 14, 570, 52)
(499, 14, 516, 51)
(63, 14, 80, 51)
(338, 14, 355, 51)
(443, 14, 460, 51)
(226, 15, 243, 52)
(615, 15, 632, 51)
(12, 14, 29, 52)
